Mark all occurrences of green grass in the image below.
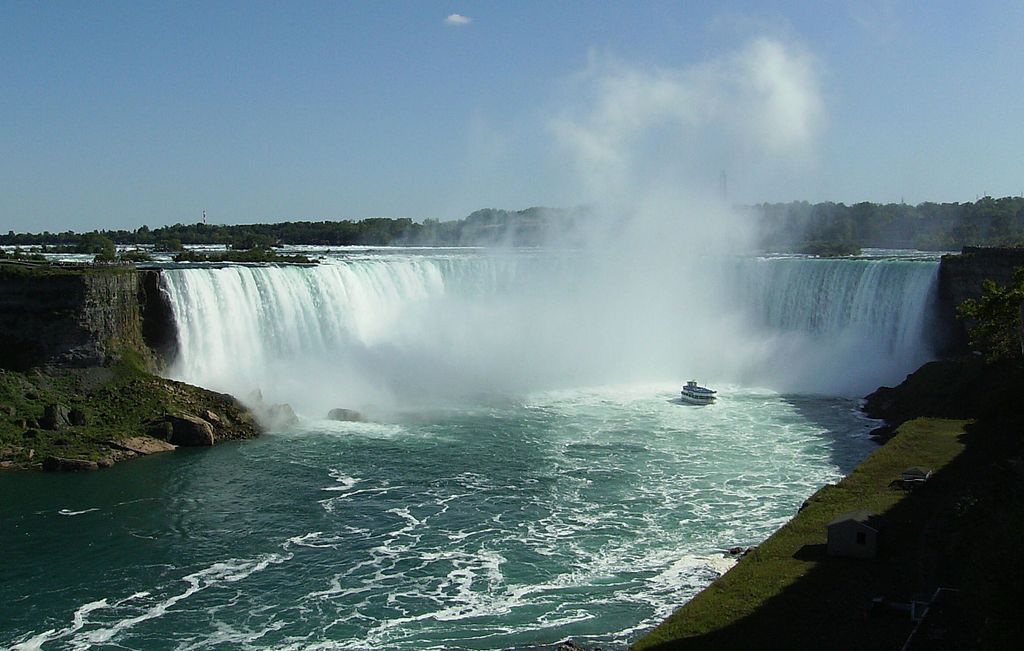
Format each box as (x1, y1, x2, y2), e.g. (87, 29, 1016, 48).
(0, 357, 260, 468)
(633, 418, 971, 650)
(0, 260, 135, 278)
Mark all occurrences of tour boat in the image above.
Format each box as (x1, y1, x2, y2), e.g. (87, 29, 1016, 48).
(680, 380, 717, 405)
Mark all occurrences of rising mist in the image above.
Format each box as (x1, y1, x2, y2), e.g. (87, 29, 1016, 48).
(162, 38, 937, 418)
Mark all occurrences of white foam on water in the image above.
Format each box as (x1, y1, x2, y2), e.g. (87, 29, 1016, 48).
(10, 552, 294, 650)
(57, 508, 99, 517)
(320, 470, 361, 493)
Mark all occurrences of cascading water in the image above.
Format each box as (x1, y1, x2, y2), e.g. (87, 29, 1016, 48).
(727, 255, 940, 395)
(5, 249, 941, 651)
(161, 250, 940, 414)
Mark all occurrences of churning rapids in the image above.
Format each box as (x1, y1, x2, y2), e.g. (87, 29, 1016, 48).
(2, 248, 940, 650)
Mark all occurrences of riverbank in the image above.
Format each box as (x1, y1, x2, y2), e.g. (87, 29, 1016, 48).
(0, 261, 260, 471)
(632, 358, 1024, 649)
(0, 355, 261, 471)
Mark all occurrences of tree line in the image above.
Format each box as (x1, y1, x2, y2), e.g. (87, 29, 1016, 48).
(3, 197, 1024, 252)
(753, 196, 1024, 252)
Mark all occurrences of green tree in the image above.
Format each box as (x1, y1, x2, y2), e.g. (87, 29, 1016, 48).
(76, 232, 116, 261)
(957, 267, 1024, 362)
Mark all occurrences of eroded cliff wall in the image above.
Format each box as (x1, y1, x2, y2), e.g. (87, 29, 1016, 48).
(938, 247, 1024, 352)
(0, 264, 175, 370)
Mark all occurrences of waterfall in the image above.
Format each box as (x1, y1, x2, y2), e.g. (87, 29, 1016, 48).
(161, 252, 940, 414)
(727, 256, 939, 395)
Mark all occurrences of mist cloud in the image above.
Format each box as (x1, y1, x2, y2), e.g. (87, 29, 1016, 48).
(550, 37, 825, 208)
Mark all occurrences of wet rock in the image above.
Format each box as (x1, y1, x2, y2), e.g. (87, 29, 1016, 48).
(97, 457, 115, 468)
(265, 403, 299, 428)
(327, 408, 364, 422)
(165, 414, 216, 446)
(39, 403, 71, 430)
(147, 420, 174, 441)
(109, 436, 177, 455)
(42, 456, 99, 472)
(728, 546, 744, 555)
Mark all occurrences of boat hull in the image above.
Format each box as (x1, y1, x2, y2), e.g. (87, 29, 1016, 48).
(680, 392, 716, 405)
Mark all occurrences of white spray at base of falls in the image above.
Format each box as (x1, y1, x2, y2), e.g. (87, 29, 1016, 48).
(161, 251, 939, 417)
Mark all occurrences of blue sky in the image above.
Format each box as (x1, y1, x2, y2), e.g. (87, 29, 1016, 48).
(1, 1, 1022, 232)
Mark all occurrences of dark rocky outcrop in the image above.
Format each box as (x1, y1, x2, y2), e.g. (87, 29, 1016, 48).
(41, 456, 99, 472)
(265, 403, 299, 428)
(0, 264, 261, 471)
(863, 357, 1024, 428)
(938, 247, 1024, 353)
(140, 269, 178, 366)
(161, 414, 216, 446)
(68, 408, 87, 426)
(0, 264, 178, 372)
(0, 265, 149, 370)
(39, 403, 71, 430)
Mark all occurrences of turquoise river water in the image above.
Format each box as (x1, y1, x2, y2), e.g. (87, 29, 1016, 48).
(3, 388, 875, 650)
(1, 248, 941, 649)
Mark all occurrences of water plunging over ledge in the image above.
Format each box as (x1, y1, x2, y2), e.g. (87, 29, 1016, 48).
(3, 249, 939, 650)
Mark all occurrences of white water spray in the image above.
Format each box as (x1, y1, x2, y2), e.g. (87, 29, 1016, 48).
(162, 252, 938, 417)
(162, 37, 936, 415)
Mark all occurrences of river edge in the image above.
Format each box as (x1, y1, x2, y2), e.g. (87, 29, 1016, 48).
(0, 360, 262, 472)
(631, 357, 1024, 650)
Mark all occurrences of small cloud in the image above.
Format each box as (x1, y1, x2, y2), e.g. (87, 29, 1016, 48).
(445, 14, 471, 26)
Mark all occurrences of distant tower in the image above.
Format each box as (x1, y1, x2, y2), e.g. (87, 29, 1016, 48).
(720, 170, 728, 202)
(202, 210, 207, 225)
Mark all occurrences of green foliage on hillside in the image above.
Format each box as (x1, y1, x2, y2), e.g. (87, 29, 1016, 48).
(75, 232, 116, 261)
(172, 248, 315, 264)
(957, 267, 1024, 362)
(755, 196, 1024, 252)
(0, 249, 47, 262)
(0, 207, 571, 249)
(3, 197, 1023, 251)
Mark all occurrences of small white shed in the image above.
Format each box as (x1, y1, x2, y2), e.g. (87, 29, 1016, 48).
(827, 510, 882, 559)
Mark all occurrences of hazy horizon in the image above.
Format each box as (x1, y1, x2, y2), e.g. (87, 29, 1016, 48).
(2, 1, 1023, 232)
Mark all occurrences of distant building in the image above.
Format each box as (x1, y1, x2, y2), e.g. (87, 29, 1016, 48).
(827, 510, 883, 559)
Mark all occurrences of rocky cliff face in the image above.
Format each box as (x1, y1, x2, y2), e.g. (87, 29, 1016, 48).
(0, 264, 176, 371)
(937, 247, 1024, 352)
(0, 263, 260, 472)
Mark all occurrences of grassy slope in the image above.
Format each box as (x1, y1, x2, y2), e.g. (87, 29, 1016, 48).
(633, 418, 974, 650)
(0, 354, 259, 468)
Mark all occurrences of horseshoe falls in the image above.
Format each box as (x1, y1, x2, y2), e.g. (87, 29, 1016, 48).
(162, 251, 939, 412)
(3, 250, 940, 650)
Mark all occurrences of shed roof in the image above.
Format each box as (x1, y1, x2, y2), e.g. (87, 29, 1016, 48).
(902, 466, 932, 477)
(828, 510, 881, 530)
